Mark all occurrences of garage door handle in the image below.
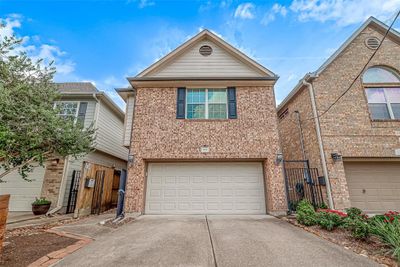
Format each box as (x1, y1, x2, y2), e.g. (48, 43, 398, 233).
(362, 189, 366, 194)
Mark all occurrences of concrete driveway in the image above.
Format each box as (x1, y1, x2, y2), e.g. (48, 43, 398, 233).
(56, 215, 379, 267)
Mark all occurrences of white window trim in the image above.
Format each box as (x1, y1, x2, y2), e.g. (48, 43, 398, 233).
(185, 88, 228, 119)
(54, 101, 81, 124)
(366, 88, 399, 120)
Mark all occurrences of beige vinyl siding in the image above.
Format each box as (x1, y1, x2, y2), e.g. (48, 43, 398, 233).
(150, 40, 264, 78)
(123, 96, 134, 147)
(83, 100, 96, 128)
(61, 151, 127, 211)
(95, 101, 128, 160)
(0, 166, 46, 211)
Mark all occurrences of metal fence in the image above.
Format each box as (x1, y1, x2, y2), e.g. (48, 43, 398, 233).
(283, 160, 325, 212)
(66, 170, 81, 214)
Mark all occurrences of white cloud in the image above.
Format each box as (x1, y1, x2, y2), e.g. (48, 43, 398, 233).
(290, 0, 400, 27)
(234, 3, 256, 19)
(138, 0, 154, 8)
(261, 3, 287, 25)
(0, 14, 75, 75)
(126, 0, 154, 8)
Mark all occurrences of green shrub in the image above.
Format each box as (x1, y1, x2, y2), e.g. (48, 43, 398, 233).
(340, 207, 370, 239)
(370, 218, 400, 262)
(317, 202, 328, 209)
(345, 207, 363, 219)
(346, 218, 370, 239)
(32, 197, 51, 205)
(316, 212, 344, 231)
(296, 200, 317, 226)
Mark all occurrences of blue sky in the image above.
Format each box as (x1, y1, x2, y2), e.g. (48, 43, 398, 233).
(1, 0, 399, 108)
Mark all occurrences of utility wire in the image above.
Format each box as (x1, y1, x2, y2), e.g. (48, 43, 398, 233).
(301, 9, 400, 123)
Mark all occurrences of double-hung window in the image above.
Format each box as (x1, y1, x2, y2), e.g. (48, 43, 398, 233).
(55, 101, 80, 121)
(362, 66, 400, 120)
(365, 88, 400, 120)
(186, 88, 227, 119)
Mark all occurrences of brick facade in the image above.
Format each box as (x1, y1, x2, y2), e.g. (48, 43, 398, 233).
(40, 157, 66, 208)
(126, 86, 287, 215)
(278, 24, 400, 210)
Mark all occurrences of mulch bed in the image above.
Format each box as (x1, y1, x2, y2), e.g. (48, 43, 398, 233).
(0, 231, 77, 267)
(0, 216, 84, 266)
(283, 217, 399, 267)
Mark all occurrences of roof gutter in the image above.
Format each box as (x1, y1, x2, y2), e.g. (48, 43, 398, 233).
(302, 74, 334, 209)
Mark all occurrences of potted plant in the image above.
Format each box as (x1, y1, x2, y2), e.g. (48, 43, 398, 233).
(31, 198, 52, 215)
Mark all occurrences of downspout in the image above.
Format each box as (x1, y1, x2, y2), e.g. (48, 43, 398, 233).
(302, 76, 334, 209)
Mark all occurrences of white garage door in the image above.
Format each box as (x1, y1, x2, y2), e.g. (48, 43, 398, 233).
(344, 162, 400, 213)
(145, 162, 266, 214)
(0, 166, 46, 211)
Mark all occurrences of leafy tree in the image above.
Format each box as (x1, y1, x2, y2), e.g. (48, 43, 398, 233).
(0, 34, 95, 181)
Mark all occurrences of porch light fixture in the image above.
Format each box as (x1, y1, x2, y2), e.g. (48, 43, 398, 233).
(128, 154, 134, 164)
(331, 153, 342, 162)
(275, 152, 284, 165)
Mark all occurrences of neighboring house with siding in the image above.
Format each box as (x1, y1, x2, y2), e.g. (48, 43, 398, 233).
(277, 17, 400, 214)
(0, 82, 128, 214)
(117, 30, 287, 215)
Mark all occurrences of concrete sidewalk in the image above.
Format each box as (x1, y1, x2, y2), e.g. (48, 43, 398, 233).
(55, 215, 379, 267)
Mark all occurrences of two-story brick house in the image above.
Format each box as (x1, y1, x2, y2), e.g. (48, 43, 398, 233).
(278, 17, 400, 213)
(118, 30, 287, 215)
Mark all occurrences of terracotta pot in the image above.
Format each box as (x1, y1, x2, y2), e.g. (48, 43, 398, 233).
(0, 194, 10, 254)
(32, 203, 51, 215)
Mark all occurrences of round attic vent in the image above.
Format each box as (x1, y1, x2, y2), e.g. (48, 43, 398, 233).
(199, 45, 213, 56)
(365, 37, 381, 50)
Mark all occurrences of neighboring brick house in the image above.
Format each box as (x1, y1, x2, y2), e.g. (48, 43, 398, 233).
(277, 17, 400, 213)
(117, 30, 287, 215)
(0, 83, 128, 214)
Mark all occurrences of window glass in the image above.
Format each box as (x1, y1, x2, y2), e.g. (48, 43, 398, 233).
(391, 103, 400, 119)
(385, 88, 400, 103)
(368, 103, 391, 120)
(186, 89, 227, 119)
(187, 104, 206, 119)
(56, 102, 79, 120)
(208, 89, 227, 103)
(363, 67, 400, 83)
(365, 88, 386, 103)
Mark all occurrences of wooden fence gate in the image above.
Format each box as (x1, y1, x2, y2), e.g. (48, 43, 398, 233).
(74, 162, 118, 217)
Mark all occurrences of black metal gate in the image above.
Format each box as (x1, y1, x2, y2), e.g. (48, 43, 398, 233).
(283, 160, 325, 212)
(66, 170, 81, 214)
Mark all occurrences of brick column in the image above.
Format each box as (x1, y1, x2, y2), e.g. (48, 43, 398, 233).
(125, 158, 146, 213)
(264, 158, 288, 216)
(326, 159, 351, 210)
(40, 157, 65, 208)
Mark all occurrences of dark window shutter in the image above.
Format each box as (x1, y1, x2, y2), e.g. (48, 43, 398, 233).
(227, 87, 237, 119)
(77, 102, 88, 126)
(176, 87, 186, 119)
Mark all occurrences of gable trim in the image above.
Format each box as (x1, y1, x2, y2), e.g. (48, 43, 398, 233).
(136, 30, 277, 78)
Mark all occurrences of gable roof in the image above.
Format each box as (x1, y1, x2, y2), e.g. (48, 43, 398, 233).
(132, 29, 277, 80)
(56, 82, 98, 93)
(277, 16, 400, 112)
(55, 82, 125, 119)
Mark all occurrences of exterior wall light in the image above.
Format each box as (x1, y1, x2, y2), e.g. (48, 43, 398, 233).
(276, 152, 284, 164)
(331, 153, 342, 162)
(128, 154, 134, 164)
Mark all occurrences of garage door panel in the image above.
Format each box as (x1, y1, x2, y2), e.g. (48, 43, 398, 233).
(344, 162, 400, 213)
(145, 162, 266, 214)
